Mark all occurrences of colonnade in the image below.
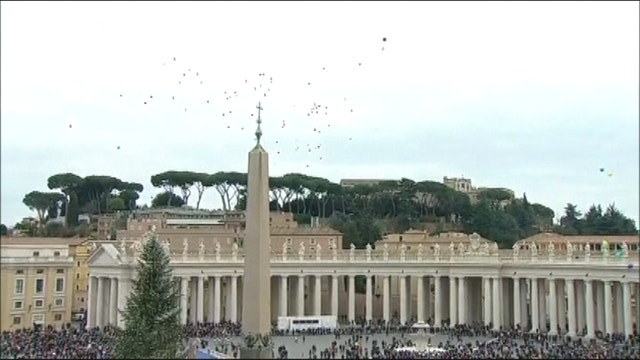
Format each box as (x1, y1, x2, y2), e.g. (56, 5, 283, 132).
(87, 272, 639, 338)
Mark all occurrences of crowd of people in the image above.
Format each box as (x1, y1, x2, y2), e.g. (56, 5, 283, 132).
(1, 321, 638, 359)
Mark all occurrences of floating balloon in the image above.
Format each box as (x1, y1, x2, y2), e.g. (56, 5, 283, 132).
(383, 37, 387, 42)
(607, 172, 613, 177)
(117, 146, 121, 150)
(599, 168, 604, 172)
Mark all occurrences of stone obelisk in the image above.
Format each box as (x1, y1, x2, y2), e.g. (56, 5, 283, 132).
(241, 102, 272, 359)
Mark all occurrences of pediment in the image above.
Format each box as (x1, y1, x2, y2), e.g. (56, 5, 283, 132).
(87, 244, 122, 266)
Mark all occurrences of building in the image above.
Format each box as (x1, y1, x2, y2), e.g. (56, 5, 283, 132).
(72, 240, 92, 321)
(517, 233, 640, 252)
(378, 229, 492, 251)
(0, 237, 79, 331)
(443, 176, 514, 205)
(110, 209, 343, 254)
(339, 179, 395, 187)
(87, 233, 640, 338)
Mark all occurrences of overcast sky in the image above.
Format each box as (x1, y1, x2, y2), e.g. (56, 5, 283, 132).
(1, 1, 638, 227)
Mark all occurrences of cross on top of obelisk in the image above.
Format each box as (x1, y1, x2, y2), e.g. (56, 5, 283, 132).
(255, 102, 263, 145)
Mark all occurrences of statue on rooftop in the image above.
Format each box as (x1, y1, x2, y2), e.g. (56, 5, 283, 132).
(621, 242, 629, 257)
(198, 239, 205, 257)
(417, 243, 424, 257)
(530, 242, 538, 256)
(298, 242, 305, 259)
(566, 242, 574, 257)
(512, 242, 519, 257)
(434, 243, 441, 257)
(315, 243, 322, 260)
(182, 238, 189, 255)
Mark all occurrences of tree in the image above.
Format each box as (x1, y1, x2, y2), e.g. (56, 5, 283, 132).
(192, 172, 213, 210)
(47, 173, 83, 226)
(0, 224, 7, 236)
(151, 192, 185, 208)
(23, 191, 65, 229)
(151, 171, 181, 206)
(113, 234, 184, 359)
(107, 197, 127, 212)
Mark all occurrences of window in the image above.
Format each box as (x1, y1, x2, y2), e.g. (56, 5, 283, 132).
(33, 251, 40, 257)
(310, 238, 317, 245)
(399, 236, 403, 242)
(55, 278, 64, 293)
(56, 269, 64, 274)
(36, 269, 44, 274)
(13, 301, 23, 310)
(77, 261, 80, 267)
(80, 297, 84, 303)
(13, 316, 21, 325)
(76, 285, 79, 290)
(35, 279, 44, 294)
(53, 251, 60, 257)
(15, 270, 24, 275)
(54, 298, 64, 307)
(76, 273, 80, 279)
(286, 238, 292, 246)
(54, 314, 62, 321)
(15, 279, 24, 295)
(34, 299, 44, 309)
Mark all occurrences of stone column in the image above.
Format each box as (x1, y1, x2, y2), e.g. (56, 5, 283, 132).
(557, 280, 566, 333)
(548, 278, 558, 335)
(331, 275, 339, 318)
(197, 276, 205, 323)
(190, 279, 197, 323)
(297, 275, 305, 316)
(520, 279, 528, 329)
(491, 276, 500, 330)
(622, 281, 633, 336)
(87, 276, 96, 329)
(213, 276, 221, 323)
(530, 277, 539, 332)
(180, 277, 189, 325)
(433, 276, 441, 327)
(615, 282, 624, 333)
(314, 276, 322, 316)
(365, 275, 373, 321)
(537, 279, 546, 332)
(513, 277, 521, 329)
(604, 280, 613, 335)
(596, 281, 605, 332)
(348, 275, 356, 322)
(416, 275, 424, 323)
(400, 276, 408, 325)
(566, 279, 576, 337)
(109, 278, 117, 325)
(208, 277, 215, 322)
(279, 275, 288, 317)
(458, 276, 466, 325)
(424, 277, 432, 322)
(576, 281, 586, 332)
(116, 277, 128, 328)
(449, 276, 458, 326)
(96, 277, 104, 328)
(483, 277, 492, 326)
(230, 275, 238, 323)
(382, 276, 390, 322)
(585, 279, 595, 338)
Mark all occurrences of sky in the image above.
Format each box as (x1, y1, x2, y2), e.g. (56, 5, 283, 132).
(1, 1, 639, 227)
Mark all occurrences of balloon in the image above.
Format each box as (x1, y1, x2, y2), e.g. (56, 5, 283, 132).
(599, 168, 604, 172)
(607, 172, 613, 177)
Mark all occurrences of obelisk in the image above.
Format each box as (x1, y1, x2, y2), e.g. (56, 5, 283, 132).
(241, 102, 272, 359)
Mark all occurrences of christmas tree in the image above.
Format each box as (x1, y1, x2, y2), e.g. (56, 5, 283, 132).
(113, 233, 186, 359)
